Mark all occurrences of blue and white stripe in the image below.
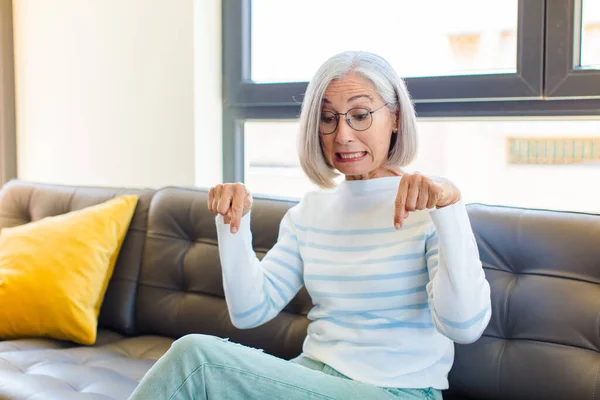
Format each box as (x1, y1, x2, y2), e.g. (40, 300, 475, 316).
(218, 178, 492, 389)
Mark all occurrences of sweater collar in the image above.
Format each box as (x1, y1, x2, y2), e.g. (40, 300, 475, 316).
(337, 176, 401, 195)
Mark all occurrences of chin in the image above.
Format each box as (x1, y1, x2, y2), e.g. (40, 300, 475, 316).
(334, 164, 371, 176)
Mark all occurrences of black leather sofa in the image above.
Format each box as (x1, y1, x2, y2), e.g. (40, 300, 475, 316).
(0, 180, 598, 400)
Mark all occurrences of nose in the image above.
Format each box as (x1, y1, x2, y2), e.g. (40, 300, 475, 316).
(334, 117, 356, 145)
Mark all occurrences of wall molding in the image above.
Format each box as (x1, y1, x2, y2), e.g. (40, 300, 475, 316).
(0, 0, 16, 185)
(507, 137, 600, 164)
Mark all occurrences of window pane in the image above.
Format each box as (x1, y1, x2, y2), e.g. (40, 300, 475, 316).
(244, 121, 321, 198)
(244, 119, 600, 213)
(251, 0, 518, 83)
(581, 0, 600, 68)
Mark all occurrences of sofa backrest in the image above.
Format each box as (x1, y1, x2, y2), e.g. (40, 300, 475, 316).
(445, 204, 599, 400)
(0, 180, 155, 335)
(134, 187, 313, 360)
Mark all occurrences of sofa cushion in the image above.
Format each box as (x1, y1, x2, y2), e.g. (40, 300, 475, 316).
(135, 187, 313, 360)
(0, 195, 139, 345)
(0, 180, 155, 336)
(0, 330, 172, 400)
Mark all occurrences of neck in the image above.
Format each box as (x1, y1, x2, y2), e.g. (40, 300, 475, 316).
(345, 167, 402, 181)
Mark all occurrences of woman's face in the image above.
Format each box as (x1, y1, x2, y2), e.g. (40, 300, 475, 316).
(319, 72, 398, 180)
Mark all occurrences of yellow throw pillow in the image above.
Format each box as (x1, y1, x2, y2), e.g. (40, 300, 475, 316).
(0, 195, 138, 345)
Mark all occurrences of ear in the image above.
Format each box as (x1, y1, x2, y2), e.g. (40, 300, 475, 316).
(388, 130, 398, 156)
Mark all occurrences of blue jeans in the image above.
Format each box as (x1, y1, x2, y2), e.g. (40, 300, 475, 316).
(128, 334, 443, 400)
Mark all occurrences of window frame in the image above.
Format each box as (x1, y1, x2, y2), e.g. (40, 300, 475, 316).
(224, 0, 546, 106)
(545, 0, 600, 98)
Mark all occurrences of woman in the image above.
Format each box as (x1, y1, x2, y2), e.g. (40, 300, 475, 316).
(129, 51, 491, 400)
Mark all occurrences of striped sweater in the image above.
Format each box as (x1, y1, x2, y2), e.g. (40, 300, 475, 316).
(216, 176, 491, 390)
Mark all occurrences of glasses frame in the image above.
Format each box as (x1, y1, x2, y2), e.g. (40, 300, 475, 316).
(319, 102, 390, 135)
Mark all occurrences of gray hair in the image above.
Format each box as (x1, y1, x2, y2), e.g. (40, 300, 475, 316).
(298, 51, 418, 188)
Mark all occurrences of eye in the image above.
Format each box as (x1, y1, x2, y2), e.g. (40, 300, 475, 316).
(350, 109, 370, 121)
(320, 112, 336, 123)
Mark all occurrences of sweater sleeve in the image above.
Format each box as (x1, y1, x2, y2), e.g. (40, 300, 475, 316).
(216, 209, 304, 329)
(425, 199, 492, 344)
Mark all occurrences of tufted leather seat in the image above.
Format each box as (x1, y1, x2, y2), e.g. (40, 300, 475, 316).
(0, 330, 172, 399)
(0, 180, 598, 400)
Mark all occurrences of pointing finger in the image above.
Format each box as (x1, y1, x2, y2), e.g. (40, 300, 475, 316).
(394, 174, 410, 229)
(229, 184, 245, 234)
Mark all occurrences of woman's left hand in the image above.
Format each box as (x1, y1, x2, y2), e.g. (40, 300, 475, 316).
(394, 172, 461, 229)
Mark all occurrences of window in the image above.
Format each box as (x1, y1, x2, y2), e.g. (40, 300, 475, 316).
(223, 0, 600, 212)
(244, 118, 600, 213)
(244, 121, 317, 198)
(251, 0, 518, 83)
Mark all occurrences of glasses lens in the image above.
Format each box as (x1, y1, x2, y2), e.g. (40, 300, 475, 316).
(348, 108, 372, 131)
(319, 111, 337, 134)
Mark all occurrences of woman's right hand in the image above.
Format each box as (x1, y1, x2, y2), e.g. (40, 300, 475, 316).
(208, 183, 253, 234)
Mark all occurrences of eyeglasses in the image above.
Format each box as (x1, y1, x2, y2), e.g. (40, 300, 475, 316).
(319, 102, 390, 135)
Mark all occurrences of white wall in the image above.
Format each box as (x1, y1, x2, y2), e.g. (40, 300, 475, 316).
(13, 0, 199, 188)
(193, 0, 222, 189)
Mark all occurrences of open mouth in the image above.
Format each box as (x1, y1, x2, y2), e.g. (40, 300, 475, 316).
(335, 151, 367, 162)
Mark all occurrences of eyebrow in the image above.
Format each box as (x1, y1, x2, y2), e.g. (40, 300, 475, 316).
(348, 94, 374, 103)
(322, 94, 375, 104)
